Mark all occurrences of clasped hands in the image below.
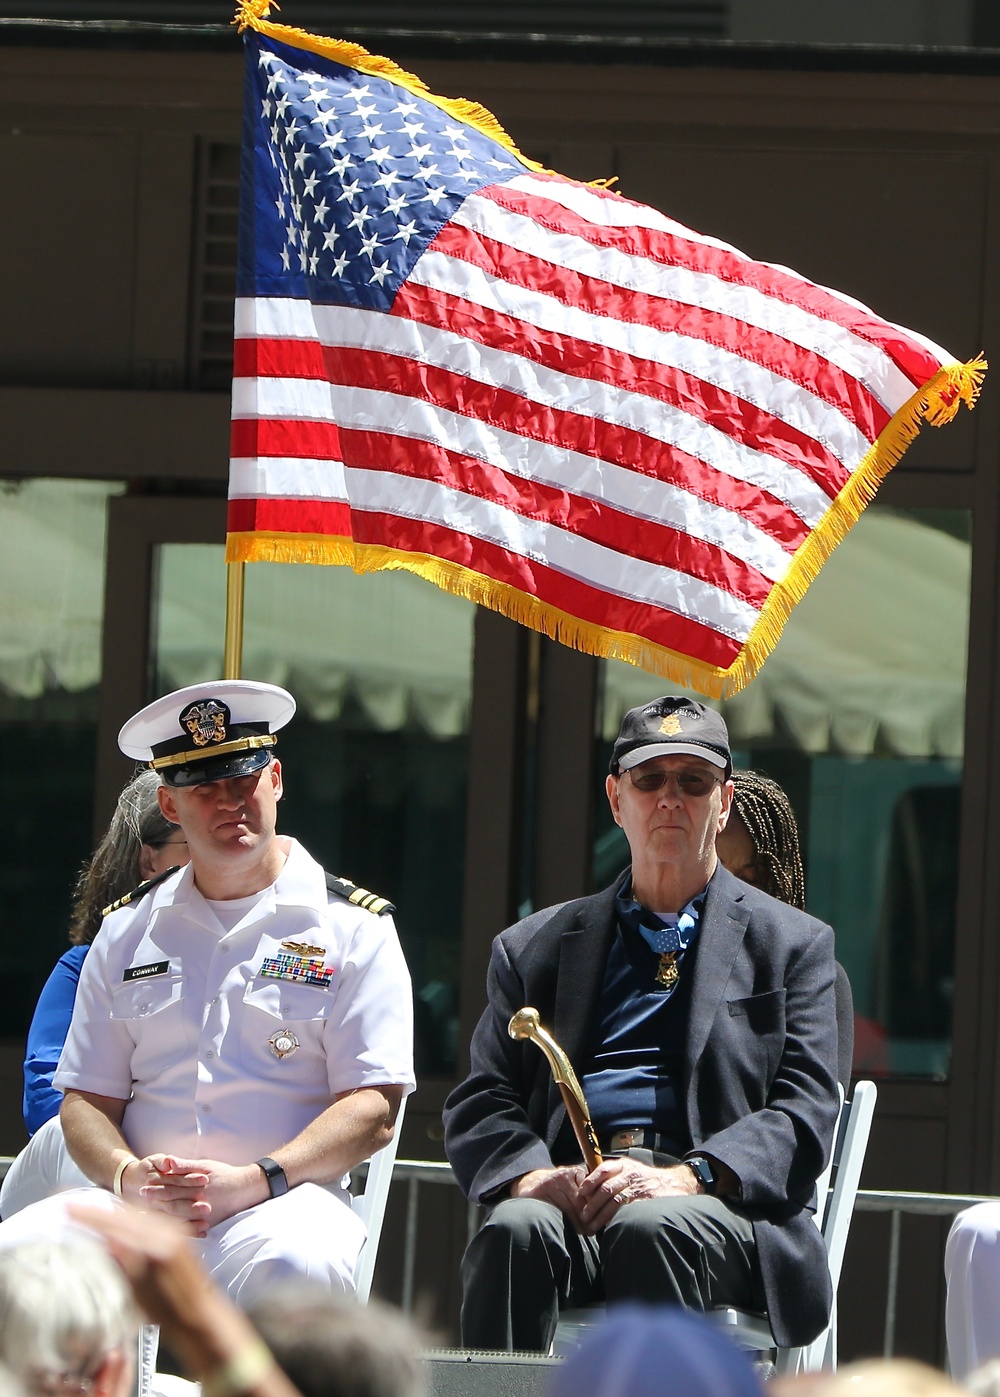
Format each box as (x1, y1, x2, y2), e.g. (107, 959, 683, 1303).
(118, 1154, 270, 1236)
(511, 1156, 702, 1235)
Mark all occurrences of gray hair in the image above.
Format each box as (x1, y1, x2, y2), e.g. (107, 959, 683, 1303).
(69, 768, 176, 945)
(246, 1282, 425, 1397)
(0, 1239, 137, 1396)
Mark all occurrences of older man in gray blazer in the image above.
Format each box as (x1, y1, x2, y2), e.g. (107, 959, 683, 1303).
(444, 696, 839, 1353)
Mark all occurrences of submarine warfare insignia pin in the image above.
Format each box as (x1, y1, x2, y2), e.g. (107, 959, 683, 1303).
(268, 1027, 300, 1059)
(281, 939, 325, 957)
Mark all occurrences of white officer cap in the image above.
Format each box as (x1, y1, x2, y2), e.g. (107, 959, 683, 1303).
(118, 679, 296, 787)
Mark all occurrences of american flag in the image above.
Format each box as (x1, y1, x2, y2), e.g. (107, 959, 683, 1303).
(228, 8, 984, 696)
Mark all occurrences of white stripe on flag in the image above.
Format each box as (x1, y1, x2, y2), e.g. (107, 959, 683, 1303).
(344, 466, 761, 640)
(504, 175, 754, 256)
(229, 456, 349, 500)
(235, 378, 793, 581)
(234, 296, 319, 340)
(231, 374, 335, 420)
(452, 193, 918, 415)
(408, 249, 872, 473)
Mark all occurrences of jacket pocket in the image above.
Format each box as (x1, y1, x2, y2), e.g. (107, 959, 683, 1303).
(726, 988, 786, 1084)
(727, 988, 786, 1031)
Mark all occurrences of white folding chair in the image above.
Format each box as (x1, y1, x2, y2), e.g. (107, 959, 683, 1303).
(715, 1079, 878, 1374)
(554, 1081, 877, 1372)
(352, 1094, 407, 1303)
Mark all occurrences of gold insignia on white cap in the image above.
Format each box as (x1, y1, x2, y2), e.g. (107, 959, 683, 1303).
(117, 680, 296, 786)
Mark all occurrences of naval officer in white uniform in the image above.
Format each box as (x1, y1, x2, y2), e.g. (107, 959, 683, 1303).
(53, 679, 414, 1305)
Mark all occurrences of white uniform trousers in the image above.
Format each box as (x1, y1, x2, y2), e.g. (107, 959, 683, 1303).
(945, 1201, 1000, 1377)
(199, 1181, 366, 1304)
(0, 1116, 93, 1219)
(0, 1178, 365, 1303)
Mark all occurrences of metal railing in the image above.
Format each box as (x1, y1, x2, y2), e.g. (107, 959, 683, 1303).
(854, 1190, 995, 1356)
(382, 1161, 999, 1355)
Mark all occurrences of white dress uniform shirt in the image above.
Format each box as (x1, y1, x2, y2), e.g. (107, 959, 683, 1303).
(54, 838, 415, 1170)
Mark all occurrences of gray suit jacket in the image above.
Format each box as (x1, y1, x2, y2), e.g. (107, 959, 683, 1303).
(443, 863, 840, 1348)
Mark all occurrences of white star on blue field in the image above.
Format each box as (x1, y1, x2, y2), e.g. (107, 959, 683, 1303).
(241, 35, 530, 312)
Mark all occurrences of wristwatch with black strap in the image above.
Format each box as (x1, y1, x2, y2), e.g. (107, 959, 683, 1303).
(256, 1155, 289, 1198)
(685, 1154, 718, 1195)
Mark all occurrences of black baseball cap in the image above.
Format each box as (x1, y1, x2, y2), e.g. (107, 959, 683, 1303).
(610, 697, 732, 777)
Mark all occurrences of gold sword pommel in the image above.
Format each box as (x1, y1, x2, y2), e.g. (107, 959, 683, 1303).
(508, 1007, 603, 1172)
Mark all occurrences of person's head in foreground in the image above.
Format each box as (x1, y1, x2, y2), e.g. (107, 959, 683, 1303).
(246, 1282, 425, 1397)
(0, 1237, 137, 1397)
(789, 1360, 966, 1397)
(717, 768, 806, 908)
(547, 1305, 763, 1397)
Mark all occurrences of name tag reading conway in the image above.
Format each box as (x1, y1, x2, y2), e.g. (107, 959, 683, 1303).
(123, 960, 170, 982)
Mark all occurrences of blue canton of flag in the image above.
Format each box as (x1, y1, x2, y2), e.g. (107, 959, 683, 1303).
(240, 34, 529, 312)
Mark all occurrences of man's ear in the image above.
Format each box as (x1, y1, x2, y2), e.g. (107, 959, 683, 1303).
(157, 782, 179, 825)
(717, 778, 735, 833)
(270, 757, 284, 803)
(605, 773, 622, 827)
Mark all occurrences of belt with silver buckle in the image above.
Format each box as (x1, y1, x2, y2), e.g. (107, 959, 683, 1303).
(605, 1128, 672, 1154)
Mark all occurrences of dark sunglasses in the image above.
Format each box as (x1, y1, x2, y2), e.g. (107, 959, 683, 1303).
(627, 767, 724, 797)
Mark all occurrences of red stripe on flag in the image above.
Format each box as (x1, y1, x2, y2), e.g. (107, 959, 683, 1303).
(231, 416, 343, 460)
(228, 496, 352, 535)
(320, 343, 816, 551)
(234, 335, 328, 379)
(238, 336, 812, 553)
(338, 426, 774, 609)
(351, 507, 744, 669)
(427, 219, 890, 444)
(391, 279, 851, 503)
(489, 177, 944, 390)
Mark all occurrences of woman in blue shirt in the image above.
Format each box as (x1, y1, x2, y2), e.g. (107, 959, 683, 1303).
(2, 769, 189, 1218)
(24, 766, 189, 1133)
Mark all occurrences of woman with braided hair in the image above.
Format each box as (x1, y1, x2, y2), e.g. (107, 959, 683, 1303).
(718, 768, 853, 1088)
(717, 769, 806, 910)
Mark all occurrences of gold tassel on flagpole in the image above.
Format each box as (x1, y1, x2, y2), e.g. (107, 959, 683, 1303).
(223, 561, 246, 680)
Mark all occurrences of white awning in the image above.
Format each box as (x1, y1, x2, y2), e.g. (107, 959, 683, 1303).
(1, 482, 968, 757)
(602, 508, 969, 759)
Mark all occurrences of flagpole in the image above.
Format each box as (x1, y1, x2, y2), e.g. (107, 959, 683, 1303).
(223, 561, 246, 680)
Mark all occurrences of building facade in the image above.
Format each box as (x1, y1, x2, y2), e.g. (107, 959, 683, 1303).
(3, 17, 1000, 1360)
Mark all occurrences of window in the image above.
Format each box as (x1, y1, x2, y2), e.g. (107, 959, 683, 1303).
(0, 479, 124, 1037)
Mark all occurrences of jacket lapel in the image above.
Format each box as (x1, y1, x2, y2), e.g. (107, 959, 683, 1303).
(685, 864, 750, 1080)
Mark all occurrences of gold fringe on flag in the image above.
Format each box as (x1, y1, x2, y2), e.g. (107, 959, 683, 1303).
(233, 1, 554, 177)
(728, 353, 987, 696)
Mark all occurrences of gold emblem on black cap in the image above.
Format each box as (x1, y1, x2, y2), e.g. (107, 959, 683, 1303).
(659, 714, 683, 736)
(181, 699, 228, 748)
